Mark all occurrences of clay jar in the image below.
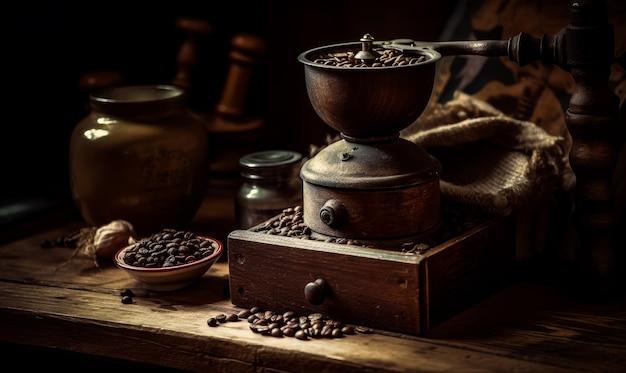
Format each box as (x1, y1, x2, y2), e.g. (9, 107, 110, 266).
(70, 85, 209, 236)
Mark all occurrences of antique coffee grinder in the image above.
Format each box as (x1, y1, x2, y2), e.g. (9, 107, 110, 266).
(229, 0, 622, 335)
(298, 34, 444, 249)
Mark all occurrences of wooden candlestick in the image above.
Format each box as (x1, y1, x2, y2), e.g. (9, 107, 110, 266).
(206, 33, 267, 177)
(214, 33, 266, 120)
(561, 0, 622, 296)
(171, 17, 212, 89)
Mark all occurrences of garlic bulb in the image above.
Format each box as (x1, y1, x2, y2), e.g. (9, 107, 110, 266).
(93, 220, 136, 259)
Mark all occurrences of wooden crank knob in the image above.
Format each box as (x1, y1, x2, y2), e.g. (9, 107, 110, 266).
(215, 33, 266, 120)
(304, 278, 330, 305)
(319, 199, 348, 228)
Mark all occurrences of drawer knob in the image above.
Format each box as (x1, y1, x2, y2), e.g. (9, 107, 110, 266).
(304, 278, 329, 305)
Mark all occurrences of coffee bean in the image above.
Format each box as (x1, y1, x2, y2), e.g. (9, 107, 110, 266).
(341, 325, 355, 335)
(308, 313, 323, 320)
(249, 324, 261, 333)
(254, 318, 268, 326)
(282, 327, 296, 337)
(226, 313, 239, 322)
(237, 309, 251, 319)
(332, 328, 343, 338)
(270, 328, 283, 337)
(207, 317, 218, 327)
(321, 324, 332, 337)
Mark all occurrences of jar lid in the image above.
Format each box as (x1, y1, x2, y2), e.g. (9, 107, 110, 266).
(240, 150, 303, 179)
(240, 150, 302, 168)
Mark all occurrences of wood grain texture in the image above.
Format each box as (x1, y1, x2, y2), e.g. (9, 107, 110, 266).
(1, 281, 586, 373)
(1, 220, 625, 372)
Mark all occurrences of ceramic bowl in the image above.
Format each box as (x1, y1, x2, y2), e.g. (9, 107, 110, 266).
(114, 235, 223, 291)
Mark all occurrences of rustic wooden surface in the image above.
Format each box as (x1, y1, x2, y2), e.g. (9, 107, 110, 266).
(1, 192, 625, 372)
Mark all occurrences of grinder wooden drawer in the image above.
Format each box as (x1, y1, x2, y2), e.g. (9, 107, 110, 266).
(228, 217, 515, 335)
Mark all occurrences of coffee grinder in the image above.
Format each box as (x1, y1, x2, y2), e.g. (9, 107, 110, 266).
(229, 0, 622, 335)
(298, 34, 444, 249)
(228, 36, 517, 335)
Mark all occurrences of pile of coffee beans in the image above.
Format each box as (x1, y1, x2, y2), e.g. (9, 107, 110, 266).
(207, 306, 373, 340)
(121, 228, 218, 268)
(252, 202, 490, 253)
(251, 206, 375, 248)
(311, 48, 426, 68)
(252, 206, 427, 251)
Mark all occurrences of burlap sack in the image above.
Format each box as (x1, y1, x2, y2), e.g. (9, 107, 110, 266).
(401, 91, 570, 217)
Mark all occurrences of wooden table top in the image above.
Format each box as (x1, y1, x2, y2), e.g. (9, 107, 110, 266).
(1, 192, 625, 372)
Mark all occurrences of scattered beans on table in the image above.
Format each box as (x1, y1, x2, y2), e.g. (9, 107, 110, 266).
(206, 306, 371, 340)
(120, 288, 135, 304)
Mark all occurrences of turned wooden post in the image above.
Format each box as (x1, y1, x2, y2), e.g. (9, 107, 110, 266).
(490, 0, 622, 292)
(171, 17, 212, 89)
(214, 33, 266, 120)
(206, 33, 267, 176)
(562, 0, 622, 294)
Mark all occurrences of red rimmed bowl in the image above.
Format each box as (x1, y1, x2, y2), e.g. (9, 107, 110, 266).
(114, 233, 223, 291)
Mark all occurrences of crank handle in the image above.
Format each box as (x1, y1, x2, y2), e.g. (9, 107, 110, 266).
(382, 32, 562, 67)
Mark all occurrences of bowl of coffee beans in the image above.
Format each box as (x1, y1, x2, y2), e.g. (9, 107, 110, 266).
(114, 228, 223, 291)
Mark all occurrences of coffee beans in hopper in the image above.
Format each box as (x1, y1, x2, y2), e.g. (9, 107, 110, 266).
(311, 48, 425, 68)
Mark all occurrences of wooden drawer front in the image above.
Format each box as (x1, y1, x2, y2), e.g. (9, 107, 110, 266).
(228, 231, 424, 334)
(228, 217, 515, 335)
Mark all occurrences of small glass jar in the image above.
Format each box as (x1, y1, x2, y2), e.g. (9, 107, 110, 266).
(70, 85, 210, 236)
(235, 150, 303, 229)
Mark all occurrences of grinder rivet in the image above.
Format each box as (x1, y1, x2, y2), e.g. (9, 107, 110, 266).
(354, 33, 380, 65)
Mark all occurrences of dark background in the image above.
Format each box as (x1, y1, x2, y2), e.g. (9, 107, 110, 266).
(3, 0, 623, 243)
(2, 0, 457, 205)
